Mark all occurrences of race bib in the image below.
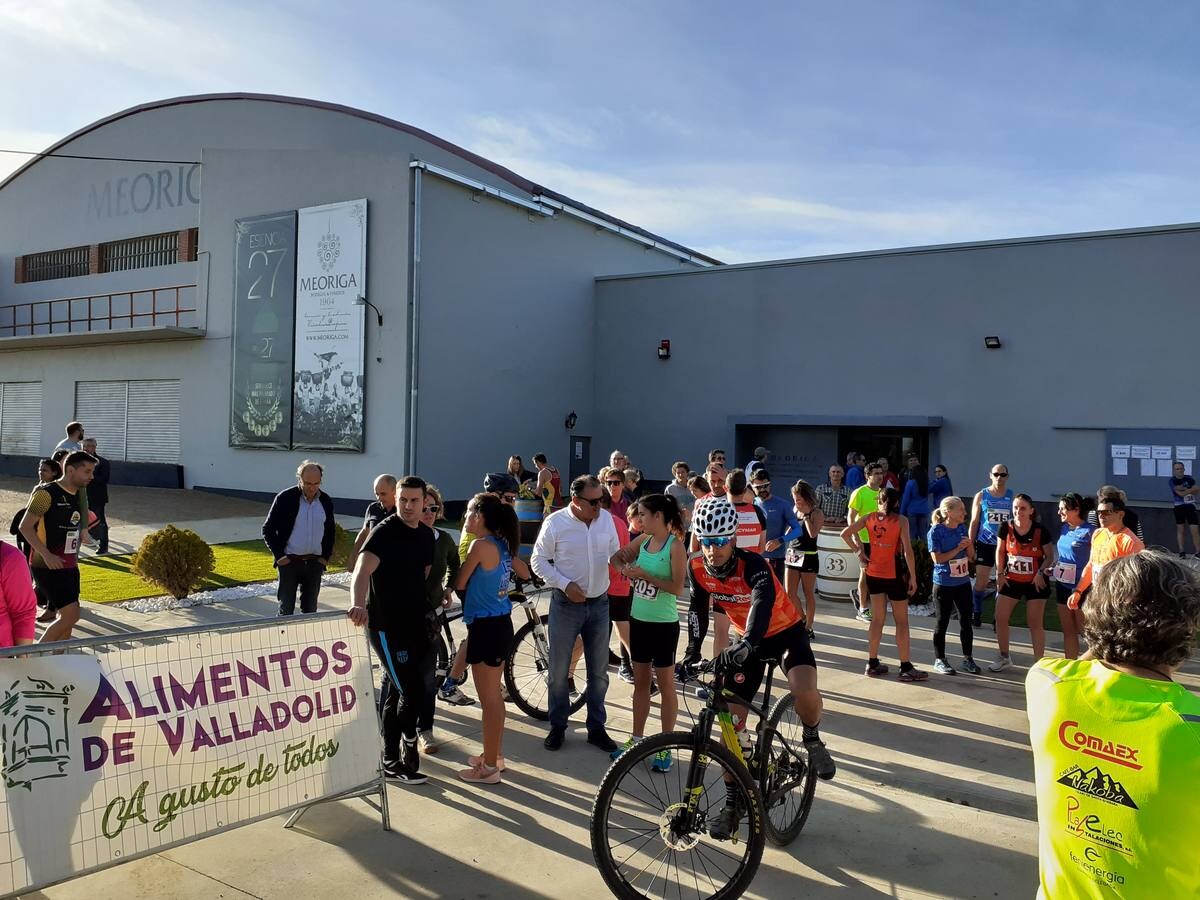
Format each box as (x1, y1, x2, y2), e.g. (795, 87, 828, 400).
(632, 578, 659, 602)
(1189, 493, 1200, 507)
(986, 509, 1010, 526)
(785, 547, 803, 566)
(1008, 554, 1035, 576)
(1053, 562, 1076, 584)
(62, 529, 79, 556)
(948, 557, 969, 578)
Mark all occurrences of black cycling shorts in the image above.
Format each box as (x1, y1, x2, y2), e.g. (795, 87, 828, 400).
(1000, 580, 1050, 602)
(608, 592, 632, 623)
(785, 548, 819, 573)
(727, 624, 816, 705)
(1174, 504, 1199, 526)
(465, 614, 513, 667)
(865, 574, 909, 602)
(630, 619, 680, 668)
(32, 567, 80, 610)
(974, 541, 997, 568)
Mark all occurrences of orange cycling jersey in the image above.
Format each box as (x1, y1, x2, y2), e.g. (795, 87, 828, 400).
(734, 501, 765, 551)
(998, 522, 1052, 583)
(686, 548, 802, 655)
(864, 513, 903, 579)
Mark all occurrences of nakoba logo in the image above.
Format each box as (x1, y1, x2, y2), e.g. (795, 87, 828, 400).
(1057, 721, 1142, 770)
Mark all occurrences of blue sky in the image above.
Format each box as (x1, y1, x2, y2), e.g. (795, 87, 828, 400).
(2, 1, 1199, 262)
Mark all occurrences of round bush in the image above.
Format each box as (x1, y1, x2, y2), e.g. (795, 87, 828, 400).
(132, 525, 216, 599)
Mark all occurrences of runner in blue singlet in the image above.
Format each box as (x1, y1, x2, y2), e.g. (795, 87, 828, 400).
(967, 464, 1013, 627)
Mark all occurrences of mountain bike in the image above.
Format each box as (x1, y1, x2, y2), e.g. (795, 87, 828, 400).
(589, 656, 817, 899)
(433, 585, 587, 721)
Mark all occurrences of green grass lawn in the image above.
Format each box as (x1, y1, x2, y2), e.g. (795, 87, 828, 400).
(78, 540, 343, 604)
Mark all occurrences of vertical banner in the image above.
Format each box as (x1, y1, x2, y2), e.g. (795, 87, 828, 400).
(229, 211, 297, 448)
(293, 199, 367, 451)
(0, 614, 380, 896)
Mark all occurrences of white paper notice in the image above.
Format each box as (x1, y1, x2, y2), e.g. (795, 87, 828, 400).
(1112, 458, 1128, 476)
(1157, 459, 1174, 477)
(1110, 445, 1131, 458)
(1139, 458, 1156, 477)
(1152, 445, 1172, 460)
(1176, 445, 1197, 461)
(1186, 461, 1194, 476)
(1131, 445, 1152, 459)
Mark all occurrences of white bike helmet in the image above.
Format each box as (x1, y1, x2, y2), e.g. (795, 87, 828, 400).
(692, 496, 738, 538)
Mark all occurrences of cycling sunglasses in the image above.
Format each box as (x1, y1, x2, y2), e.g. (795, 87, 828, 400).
(699, 536, 734, 548)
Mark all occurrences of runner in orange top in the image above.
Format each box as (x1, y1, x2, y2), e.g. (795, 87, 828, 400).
(840, 487, 926, 682)
(1069, 495, 1144, 608)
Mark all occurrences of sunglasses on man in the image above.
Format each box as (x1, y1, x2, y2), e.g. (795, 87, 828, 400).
(578, 495, 603, 507)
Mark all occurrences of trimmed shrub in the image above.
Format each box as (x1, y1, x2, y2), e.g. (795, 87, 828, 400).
(132, 525, 216, 599)
(328, 523, 354, 570)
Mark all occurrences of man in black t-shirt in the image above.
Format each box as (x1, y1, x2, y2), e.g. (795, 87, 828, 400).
(347, 475, 435, 784)
(346, 474, 397, 572)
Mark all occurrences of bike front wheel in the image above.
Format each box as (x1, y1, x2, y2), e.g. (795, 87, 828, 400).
(505, 614, 586, 720)
(590, 732, 765, 900)
(758, 693, 817, 846)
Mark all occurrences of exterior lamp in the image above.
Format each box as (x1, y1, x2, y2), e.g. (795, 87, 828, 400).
(354, 295, 383, 326)
(658, 339, 671, 360)
(984, 336, 1002, 349)
(564, 410, 578, 430)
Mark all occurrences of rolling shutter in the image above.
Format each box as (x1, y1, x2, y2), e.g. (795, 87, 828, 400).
(0, 382, 43, 455)
(75, 382, 129, 460)
(126, 380, 180, 463)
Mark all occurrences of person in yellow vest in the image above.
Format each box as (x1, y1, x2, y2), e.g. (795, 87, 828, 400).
(1026, 550, 1200, 899)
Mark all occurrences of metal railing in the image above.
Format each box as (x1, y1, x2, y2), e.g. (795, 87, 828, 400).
(0, 284, 198, 337)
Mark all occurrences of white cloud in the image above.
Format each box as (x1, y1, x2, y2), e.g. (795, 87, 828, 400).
(0, 129, 68, 183)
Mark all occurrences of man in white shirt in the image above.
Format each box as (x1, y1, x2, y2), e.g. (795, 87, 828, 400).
(532, 474, 620, 752)
(54, 421, 84, 453)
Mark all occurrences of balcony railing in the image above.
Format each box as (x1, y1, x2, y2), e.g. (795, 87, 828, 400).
(0, 285, 198, 337)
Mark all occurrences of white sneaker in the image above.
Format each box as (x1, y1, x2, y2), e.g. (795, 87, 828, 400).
(988, 655, 1012, 673)
(440, 685, 476, 706)
(418, 730, 438, 755)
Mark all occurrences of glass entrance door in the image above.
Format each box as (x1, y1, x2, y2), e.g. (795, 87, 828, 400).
(838, 427, 929, 474)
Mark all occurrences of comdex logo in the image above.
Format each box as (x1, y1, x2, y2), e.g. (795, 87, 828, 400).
(1058, 721, 1142, 770)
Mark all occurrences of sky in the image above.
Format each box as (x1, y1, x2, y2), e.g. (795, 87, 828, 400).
(2, 0, 1199, 263)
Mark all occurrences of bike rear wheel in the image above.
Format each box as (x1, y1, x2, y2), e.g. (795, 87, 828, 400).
(758, 693, 817, 845)
(505, 614, 586, 720)
(590, 732, 765, 900)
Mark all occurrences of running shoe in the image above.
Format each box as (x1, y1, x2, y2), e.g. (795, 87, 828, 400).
(418, 729, 439, 754)
(649, 679, 659, 697)
(468, 754, 507, 772)
(383, 760, 428, 785)
(457, 762, 501, 785)
(708, 801, 741, 841)
(988, 655, 1012, 673)
(501, 683, 512, 702)
(611, 736, 638, 760)
(651, 749, 673, 773)
(807, 627, 816, 642)
(440, 684, 476, 706)
(898, 666, 929, 683)
(960, 657, 982, 675)
(617, 662, 635, 684)
(401, 735, 419, 773)
(567, 677, 582, 705)
(864, 661, 889, 678)
(803, 739, 836, 780)
(856, 607, 873, 623)
(933, 659, 957, 676)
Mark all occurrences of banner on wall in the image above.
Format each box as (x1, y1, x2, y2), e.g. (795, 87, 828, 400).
(0, 614, 380, 896)
(292, 199, 368, 451)
(229, 211, 297, 448)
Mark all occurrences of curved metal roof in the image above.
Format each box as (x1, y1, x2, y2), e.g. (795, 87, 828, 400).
(0, 92, 720, 265)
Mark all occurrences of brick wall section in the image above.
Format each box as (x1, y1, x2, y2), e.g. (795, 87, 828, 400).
(13, 256, 25, 284)
(178, 228, 196, 262)
(89, 244, 102, 274)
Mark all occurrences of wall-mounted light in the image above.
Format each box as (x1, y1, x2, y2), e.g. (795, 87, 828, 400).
(984, 336, 1002, 350)
(658, 339, 671, 360)
(354, 294, 384, 326)
(564, 410, 578, 430)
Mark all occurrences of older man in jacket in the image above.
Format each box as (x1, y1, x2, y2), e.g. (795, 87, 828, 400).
(263, 460, 336, 615)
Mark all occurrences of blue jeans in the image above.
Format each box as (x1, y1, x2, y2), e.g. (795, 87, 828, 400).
(547, 589, 610, 731)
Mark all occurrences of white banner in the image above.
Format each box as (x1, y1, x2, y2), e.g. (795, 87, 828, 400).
(0, 615, 380, 895)
(293, 198, 368, 451)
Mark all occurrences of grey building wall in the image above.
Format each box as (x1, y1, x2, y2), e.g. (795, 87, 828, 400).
(414, 173, 697, 501)
(593, 225, 1200, 504)
(0, 95, 703, 501)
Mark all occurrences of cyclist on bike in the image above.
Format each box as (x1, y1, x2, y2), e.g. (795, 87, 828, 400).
(681, 496, 836, 840)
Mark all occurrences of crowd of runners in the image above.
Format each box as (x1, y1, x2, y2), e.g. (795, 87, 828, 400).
(338, 444, 1194, 802)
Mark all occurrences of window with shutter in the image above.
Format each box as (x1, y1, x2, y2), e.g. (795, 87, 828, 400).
(126, 380, 180, 464)
(75, 382, 129, 461)
(0, 382, 43, 455)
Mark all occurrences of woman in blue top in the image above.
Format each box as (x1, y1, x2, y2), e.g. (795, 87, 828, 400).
(900, 461, 931, 540)
(453, 493, 528, 785)
(928, 496, 980, 675)
(1053, 492, 1095, 660)
(927, 465, 953, 508)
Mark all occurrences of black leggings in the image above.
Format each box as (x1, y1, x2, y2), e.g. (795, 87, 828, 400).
(933, 583, 974, 659)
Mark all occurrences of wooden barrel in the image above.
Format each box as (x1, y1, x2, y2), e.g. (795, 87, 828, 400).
(514, 499, 543, 561)
(816, 524, 860, 602)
